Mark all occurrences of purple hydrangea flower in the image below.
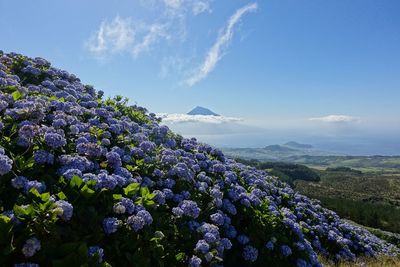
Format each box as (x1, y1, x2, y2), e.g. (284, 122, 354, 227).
(103, 217, 120, 234)
(44, 132, 66, 149)
(281, 245, 292, 257)
(22, 237, 41, 257)
(106, 151, 122, 168)
(242, 245, 258, 262)
(88, 246, 104, 263)
(188, 255, 202, 267)
(127, 215, 145, 232)
(210, 212, 224, 226)
(14, 263, 40, 267)
(0, 152, 13, 175)
(179, 200, 200, 218)
(55, 200, 73, 221)
(11, 176, 28, 189)
(195, 239, 210, 254)
(265, 241, 274, 250)
(139, 141, 156, 153)
(237, 235, 250, 245)
(34, 150, 54, 165)
(136, 210, 153, 225)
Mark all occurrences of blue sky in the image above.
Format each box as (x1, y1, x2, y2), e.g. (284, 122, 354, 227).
(1, 0, 400, 153)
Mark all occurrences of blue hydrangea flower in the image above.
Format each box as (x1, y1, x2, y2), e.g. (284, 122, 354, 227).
(188, 255, 202, 267)
(281, 245, 292, 257)
(179, 200, 200, 218)
(127, 215, 145, 232)
(22, 237, 41, 257)
(237, 234, 250, 245)
(136, 210, 153, 225)
(195, 239, 210, 254)
(88, 246, 104, 263)
(14, 263, 40, 267)
(103, 217, 120, 234)
(296, 258, 308, 267)
(44, 132, 66, 149)
(242, 245, 258, 262)
(106, 151, 122, 168)
(0, 152, 13, 175)
(34, 150, 54, 165)
(204, 232, 217, 243)
(265, 241, 274, 250)
(210, 212, 224, 226)
(55, 200, 73, 221)
(11, 176, 28, 189)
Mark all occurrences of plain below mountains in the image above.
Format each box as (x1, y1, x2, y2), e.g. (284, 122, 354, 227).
(222, 141, 339, 160)
(221, 141, 400, 171)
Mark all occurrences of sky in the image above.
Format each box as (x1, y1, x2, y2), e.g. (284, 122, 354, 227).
(1, 0, 400, 154)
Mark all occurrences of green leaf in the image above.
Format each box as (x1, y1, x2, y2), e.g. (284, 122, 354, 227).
(144, 199, 155, 208)
(146, 192, 155, 200)
(140, 187, 150, 198)
(113, 194, 123, 201)
(11, 90, 22, 101)
(29, 187, 42, 198)
(57, 191, 67, 200)
(125, 164, 138, 172)
(40, 192, 51, 202)
(13, 204, 34, 218)
(175, 252, 185, 262)
(70, 175, 83, 189)
(80, 184, 95, 198)
(123, 183, 140, 197)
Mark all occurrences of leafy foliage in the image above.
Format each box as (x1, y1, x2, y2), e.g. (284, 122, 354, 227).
(0, 52, 398, 267)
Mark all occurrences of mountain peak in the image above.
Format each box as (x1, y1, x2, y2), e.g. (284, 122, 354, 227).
(187, 106, 220, 116)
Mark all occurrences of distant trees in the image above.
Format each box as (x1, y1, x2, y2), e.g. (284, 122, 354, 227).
(234, 158, 320, 185)
(326, 166, 362, 174)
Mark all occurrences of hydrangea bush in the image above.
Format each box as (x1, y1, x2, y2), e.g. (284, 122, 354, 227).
(0, 51, 398, 267)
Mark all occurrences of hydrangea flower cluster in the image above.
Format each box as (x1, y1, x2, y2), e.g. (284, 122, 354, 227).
(0, 51, 398, 266)
(21, 237, 41, 257)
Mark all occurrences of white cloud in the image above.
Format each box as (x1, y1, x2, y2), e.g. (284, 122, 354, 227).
(185, 3, 257, 86)
(163, 0, 211, 15)
(164, 0, 183, 10)
(192, 1, 212, 15)
(132, 24, 170, 57)
(86, 0, 211, 60)
(86, 16, 135, 58)
(86, 16, 170, 59)
(309, 115, 360, 123)
(157, 113, 242, 124)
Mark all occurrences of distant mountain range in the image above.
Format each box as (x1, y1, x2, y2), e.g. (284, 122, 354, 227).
(187, 106, 220, 116)
(222, 141, 344, 162)
(284, 141, 313, 149)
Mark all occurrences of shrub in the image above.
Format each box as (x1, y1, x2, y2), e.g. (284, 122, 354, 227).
(0, 51, 398, 266)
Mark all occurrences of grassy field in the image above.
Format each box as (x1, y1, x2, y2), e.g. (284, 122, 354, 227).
(294, 168, 400, 234)
(319, 256, 400, 267)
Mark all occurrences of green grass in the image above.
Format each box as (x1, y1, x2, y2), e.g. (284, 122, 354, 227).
(294, 169, 400, 233)
(319, 255, 400, 267)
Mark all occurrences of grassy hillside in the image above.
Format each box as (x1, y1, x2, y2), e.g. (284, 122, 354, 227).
(222, 147, 400, 173)
(235, 158, 400, 235)
(294, 169, 400, 234)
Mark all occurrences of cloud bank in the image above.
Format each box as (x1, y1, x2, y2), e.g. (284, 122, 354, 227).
(157, 113, 242, 124)
(309, 115, 359, 123)
(185, 3, 258, 86)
